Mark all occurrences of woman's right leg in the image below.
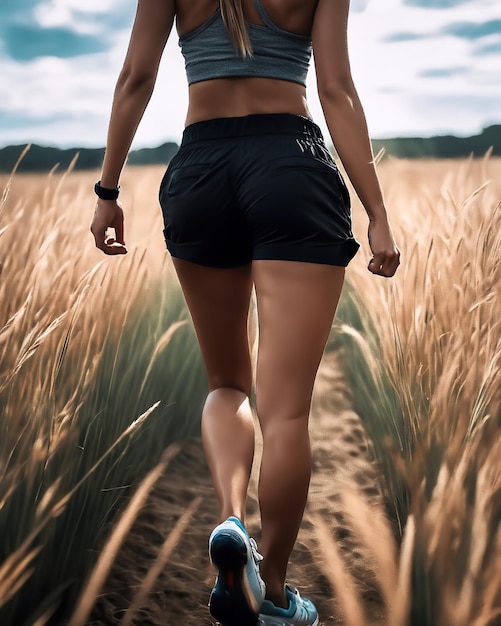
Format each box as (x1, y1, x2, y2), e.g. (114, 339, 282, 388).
(252, 259, 345, 608)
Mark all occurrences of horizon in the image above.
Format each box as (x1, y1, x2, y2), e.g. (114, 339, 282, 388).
(1, 122, 500, 153)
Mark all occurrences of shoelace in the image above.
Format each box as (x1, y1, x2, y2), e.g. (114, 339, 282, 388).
(287, 586, 310, 619)
(250, 537, 264, 566)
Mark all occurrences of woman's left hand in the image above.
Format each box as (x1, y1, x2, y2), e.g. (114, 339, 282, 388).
(367, 217, 400, 277)
(90, 199, 128, 255)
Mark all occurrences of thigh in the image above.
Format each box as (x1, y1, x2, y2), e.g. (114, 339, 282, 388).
(172, 258, 254, 395)
(253, 260, 345, 431)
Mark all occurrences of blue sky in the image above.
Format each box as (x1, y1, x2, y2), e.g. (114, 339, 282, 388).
(0, 0, 500, 148)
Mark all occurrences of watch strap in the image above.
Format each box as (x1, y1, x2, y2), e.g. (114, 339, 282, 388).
(94, 180, 120, 200)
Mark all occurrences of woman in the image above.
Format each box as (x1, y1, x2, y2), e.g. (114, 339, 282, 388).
(90, 1, 400, 624)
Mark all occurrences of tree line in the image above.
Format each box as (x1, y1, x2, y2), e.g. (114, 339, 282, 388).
(0, 126, 499, 173)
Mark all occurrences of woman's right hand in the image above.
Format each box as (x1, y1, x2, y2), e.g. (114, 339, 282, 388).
(90, 199, 127, 255)
(367, 217, 400, 277)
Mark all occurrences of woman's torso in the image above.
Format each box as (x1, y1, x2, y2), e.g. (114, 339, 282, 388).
(175, 0, 319, 125)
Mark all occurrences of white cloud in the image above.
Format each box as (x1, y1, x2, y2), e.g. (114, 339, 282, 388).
(350, 0, 370, 12)
(34, 0, 129, 34)
(342, 0, 501, 136)
(35, 0, 119, 26)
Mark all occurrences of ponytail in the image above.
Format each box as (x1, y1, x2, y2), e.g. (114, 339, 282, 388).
(220, 0, 252, 57)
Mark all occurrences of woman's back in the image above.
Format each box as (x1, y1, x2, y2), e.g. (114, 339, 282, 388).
(176, 0, 319, 125)
(176, 0, 316, 41)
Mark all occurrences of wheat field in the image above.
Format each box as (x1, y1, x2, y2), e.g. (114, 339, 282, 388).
(0, 153, 500, 625)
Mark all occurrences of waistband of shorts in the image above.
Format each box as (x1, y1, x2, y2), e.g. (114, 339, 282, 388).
(180, 113, 324, 145)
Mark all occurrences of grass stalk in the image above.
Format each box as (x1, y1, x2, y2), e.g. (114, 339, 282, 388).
(120, 495, 202, 626)
(68, 445, 180, 626)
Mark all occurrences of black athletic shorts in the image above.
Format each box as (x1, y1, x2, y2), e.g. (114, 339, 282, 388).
(159, 113, 360, 268)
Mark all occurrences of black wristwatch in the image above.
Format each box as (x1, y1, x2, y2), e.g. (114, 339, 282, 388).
(94, 180, 120, 200)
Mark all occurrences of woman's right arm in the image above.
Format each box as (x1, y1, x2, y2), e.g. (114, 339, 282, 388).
(312, 0, 400, 278)
(91, 0, 175, 255)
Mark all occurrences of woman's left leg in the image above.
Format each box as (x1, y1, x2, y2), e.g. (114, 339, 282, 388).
(172, 258, 267, 625)
(171, 258, 255, 523)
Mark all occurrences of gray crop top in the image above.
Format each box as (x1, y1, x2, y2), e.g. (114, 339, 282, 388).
(179, 0, 312, 87)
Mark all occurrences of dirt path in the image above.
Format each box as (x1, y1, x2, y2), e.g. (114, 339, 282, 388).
(91, 353, 387, 625)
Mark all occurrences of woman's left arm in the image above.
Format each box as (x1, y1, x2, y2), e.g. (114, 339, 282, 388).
(91, 0, 175, 255)
(312, 0, 400, 277)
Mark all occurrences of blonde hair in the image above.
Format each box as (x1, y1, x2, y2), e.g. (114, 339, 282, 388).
(220, 0, 253, 57)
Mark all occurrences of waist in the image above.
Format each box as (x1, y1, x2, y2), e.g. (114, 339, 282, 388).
(180, 113, 324, 145)
(185, 77, 310, 127)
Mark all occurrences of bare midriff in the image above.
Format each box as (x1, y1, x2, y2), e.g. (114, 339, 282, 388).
(185, 77, 312, 126)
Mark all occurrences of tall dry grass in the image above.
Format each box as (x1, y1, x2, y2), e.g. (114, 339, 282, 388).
(328, 154, 501, 625)
(1, 153, 500, 625)
(0, 159, 207, 624)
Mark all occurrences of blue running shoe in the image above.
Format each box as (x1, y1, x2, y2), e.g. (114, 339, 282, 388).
(209, 517, 266, 626)
(258, 584, 319, 626)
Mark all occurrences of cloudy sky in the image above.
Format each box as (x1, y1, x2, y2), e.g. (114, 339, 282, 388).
(0, 0, 500, 149)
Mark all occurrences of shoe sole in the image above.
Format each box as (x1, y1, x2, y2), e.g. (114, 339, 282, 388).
(209, 533, 259, 626)
(258, 617, 319, 626)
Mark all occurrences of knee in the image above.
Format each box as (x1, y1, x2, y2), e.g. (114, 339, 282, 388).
(205, 385, 251, 405)
(207, 372, 252, 398)
(256, 395, 311, 435)
(258, 410, 311, 442)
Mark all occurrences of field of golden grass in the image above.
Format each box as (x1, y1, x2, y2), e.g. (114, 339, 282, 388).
(0, 154, 500, 625)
